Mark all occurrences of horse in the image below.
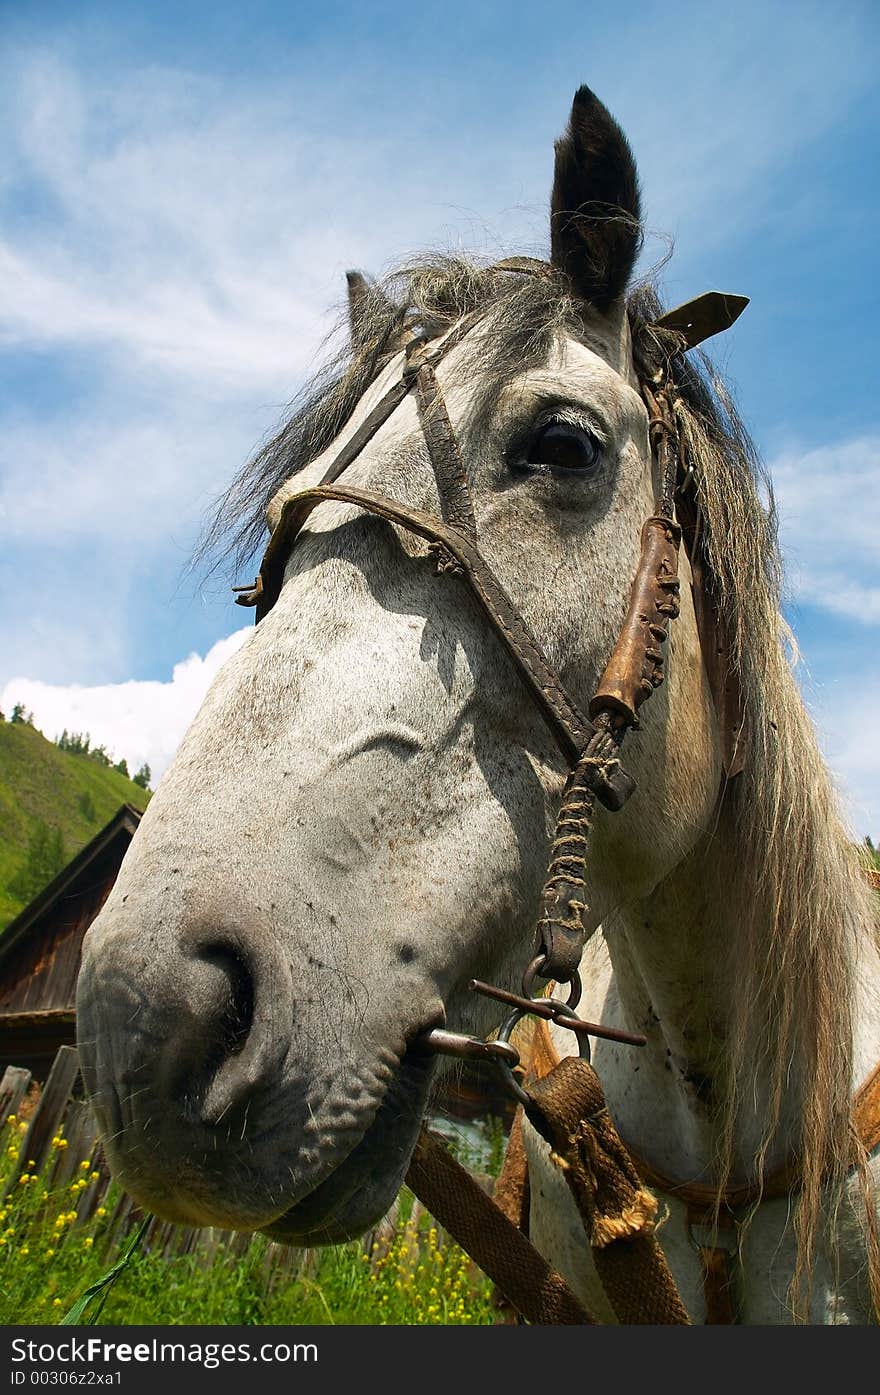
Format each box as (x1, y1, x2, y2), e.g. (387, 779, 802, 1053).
(76, 86, 880, 1324)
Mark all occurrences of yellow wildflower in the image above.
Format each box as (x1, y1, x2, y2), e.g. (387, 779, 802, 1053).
(6, 1115, 16, 1125)
(53, 1299, 62, 1309)
(95, 1207, 107, 1219)
(79, 1160, 90, 1171)
(18, 1245, 29, 1257)
(82, 1237, 93, 1249)
(90, 1172, 99, 1183)
(45, 1248, 55, 1259)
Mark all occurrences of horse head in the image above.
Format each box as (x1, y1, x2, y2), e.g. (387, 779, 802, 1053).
(76, 88, 723, 1241)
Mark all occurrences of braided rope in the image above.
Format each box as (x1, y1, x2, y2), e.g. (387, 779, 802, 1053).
(535, 715, 622, 983)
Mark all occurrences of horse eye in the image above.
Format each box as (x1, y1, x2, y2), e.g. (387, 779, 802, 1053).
(526, 421, 602, 473)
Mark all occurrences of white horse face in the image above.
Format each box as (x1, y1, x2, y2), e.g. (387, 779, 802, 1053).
(76, 92, 720, 1242)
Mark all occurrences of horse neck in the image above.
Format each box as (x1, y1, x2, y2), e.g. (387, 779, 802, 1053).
(595, 790, 880, 1183)
(596, 806, 805, 1180)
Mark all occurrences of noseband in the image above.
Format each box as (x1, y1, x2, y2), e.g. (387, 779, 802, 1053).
(235, 264, 747, 1083)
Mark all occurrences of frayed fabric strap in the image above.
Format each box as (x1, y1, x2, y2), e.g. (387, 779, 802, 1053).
(524, 1055, 691, 1325)
(405, 1128, 596, 1325)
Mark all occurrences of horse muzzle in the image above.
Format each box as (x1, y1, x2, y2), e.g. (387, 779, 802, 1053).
(75, 896, 441, 1235)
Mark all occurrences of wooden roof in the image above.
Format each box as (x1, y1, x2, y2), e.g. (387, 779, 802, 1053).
(0, 805, 142, 1075)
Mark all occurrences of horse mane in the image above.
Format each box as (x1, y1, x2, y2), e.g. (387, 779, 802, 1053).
(630, 283, 879, 1314)
(204, 256, 879, 1315)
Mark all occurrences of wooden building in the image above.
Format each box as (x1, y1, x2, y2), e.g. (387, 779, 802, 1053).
(0, 805, 141, 1077)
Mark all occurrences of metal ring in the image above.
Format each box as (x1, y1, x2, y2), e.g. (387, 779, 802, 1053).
(495, 1006, 531, 1108)
(550, 999, 591, 1064)
(522, 956, 582, 1015)
(521, 954, 547, 1000)
(562, 972, 582, 1014)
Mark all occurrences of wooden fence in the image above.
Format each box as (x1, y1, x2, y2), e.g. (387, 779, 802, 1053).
(0, 1044, 498, 1282)
(0, 1046, 392, 1278)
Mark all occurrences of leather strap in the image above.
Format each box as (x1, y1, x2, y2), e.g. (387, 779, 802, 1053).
(853, 1059, 880, 1155)
(241, 482, 634, 810)
(528, 1014, 880, 1323)
(412, 359, 477, 543)
(317, 378, 413, 487)
(405, 1127, 596, 1324)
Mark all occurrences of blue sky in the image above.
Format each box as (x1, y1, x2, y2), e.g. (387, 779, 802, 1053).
(1, 0, 878, 834)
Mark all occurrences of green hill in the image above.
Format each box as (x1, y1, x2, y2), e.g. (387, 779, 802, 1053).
(0, 719, 151, 928)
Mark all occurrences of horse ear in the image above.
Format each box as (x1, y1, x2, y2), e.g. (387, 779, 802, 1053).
(346, 270, 396, 348)
(550, 86, 642, 312)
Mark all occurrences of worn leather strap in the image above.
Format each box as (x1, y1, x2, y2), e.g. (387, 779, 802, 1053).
(317, 378, 413, 487)
(412, 359, 477, 543)
(528, 1014, 880, 1323)
(405, 1127, 595, 1324)
(243, 482, 634, 810)
(524, 1056, 691, 1324)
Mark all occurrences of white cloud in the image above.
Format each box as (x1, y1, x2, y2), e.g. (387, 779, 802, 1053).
(0, 628, 250, 784)
(1, 19, 877, 839)
(2, 21, 874, 394)
(807, 675, 880, 841)
(0, 51, 503, 395)
(772, 435, 880, 625)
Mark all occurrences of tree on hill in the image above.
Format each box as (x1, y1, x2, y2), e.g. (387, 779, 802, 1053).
(10, 704, 34, 726)
(56, 730, 138, 774)
(56, 730, 91, 755)
(133, 763, 152, 790)
(9, 821, 65, 905)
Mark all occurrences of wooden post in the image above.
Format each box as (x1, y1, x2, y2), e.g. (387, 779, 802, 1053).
(0, 1066, 32, 1129)
(8, 1046, 80, 1187)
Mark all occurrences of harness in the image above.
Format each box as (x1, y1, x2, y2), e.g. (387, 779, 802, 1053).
(234, 263, 877, 1322)
(236, 263, 746, 1008)
(527, 1014, 880, 1323)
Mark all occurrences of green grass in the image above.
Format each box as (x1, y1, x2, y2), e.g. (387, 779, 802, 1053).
(0, 722, 151, 928)
(0, 1114, 499, 1326)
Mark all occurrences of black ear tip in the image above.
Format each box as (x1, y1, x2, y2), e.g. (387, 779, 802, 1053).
(346, 270, 366, 288)
(571, 84, 601, 115)
(550, 84, 641, 309)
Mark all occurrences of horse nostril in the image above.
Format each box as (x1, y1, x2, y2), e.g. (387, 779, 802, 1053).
(201, 944, 255, 1059)
(168, 942, 257, 1125)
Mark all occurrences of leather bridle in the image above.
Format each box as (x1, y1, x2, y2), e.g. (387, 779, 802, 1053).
(234, 262, 747, 1075)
